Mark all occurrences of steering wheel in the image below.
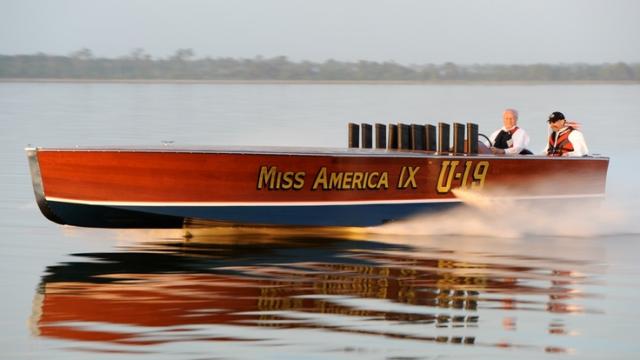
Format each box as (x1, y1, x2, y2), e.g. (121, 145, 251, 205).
(479, 133, 492, 147)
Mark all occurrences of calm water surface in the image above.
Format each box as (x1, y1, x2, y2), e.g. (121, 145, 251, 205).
(1, 83, 639, 359)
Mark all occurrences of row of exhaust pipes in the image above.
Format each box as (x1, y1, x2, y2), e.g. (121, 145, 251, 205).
(348, 122, 479, 155)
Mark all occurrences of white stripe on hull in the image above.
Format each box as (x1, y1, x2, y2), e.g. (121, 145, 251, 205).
(45, 193, 605, 207)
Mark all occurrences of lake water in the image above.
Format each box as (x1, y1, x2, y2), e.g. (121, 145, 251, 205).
(1, 82, 639, 359)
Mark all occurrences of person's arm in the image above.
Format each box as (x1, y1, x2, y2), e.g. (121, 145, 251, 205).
(568, 131, 589, 156)
(542, 131, 553, 155)
(504, 129, 530, 155)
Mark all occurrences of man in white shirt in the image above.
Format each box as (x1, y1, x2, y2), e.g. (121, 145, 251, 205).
(489, 108, 531, 155)
(544, 111, 589, 157)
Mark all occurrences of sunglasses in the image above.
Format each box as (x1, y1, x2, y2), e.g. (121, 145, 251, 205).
(548, 118, 564, 124)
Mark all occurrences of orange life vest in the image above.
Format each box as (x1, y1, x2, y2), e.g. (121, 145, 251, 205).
(547, 127, 575, 156)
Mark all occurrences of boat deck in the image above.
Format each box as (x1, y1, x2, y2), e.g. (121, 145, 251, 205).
(29, 145, 609, 161)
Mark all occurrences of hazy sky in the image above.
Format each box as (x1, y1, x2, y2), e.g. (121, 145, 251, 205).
(2, 0, 639, 64)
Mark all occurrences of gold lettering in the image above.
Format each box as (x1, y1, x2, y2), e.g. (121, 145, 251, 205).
(306, 168, 397, 191)
(367, 172, 379, 189)
(378, 172, 389, 189)
(471, 161, 490, 190)
(404, 166, 420, 189)
(397, 166, 407, 188)
(460, 161, 473, 188)
(258, 166, 306, 190)
(353, 172, 364, 189)
(293, 172, 305, 190)
(436, 161, 459, 193)
(281, 171, 294, 189)
(257, 166, 277, 189)
(312, 167, 328, 190)
(397, 166, 420, 189)
(343, 172, 353, 189)
(329, 172, 343, 189)
(311, 166, 327, 190)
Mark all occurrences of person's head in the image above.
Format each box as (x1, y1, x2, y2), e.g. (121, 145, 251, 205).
(547, 111, 566, 132)
(502, 109, 518, 130)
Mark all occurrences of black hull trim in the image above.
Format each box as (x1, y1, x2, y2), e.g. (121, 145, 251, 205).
(47, 200, 185, 228)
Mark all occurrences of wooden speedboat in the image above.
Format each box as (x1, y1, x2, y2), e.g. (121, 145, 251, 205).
(26, 123, 609, 228)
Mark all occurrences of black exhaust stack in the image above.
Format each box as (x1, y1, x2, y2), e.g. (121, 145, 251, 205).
(426, 124, 436, 152)
(375, 123, 386, 149)
(387, 124, 398, 149)
(348, 123, 360, 148)
(466, 122, 479, 154)
(453, 122, 465, 154)
(398, 123, 411, 150)
(438, 122, 450, 154)
(411, 124, 426, 150)
(361, 123, 373, 149)
(349, 121, 480, 154)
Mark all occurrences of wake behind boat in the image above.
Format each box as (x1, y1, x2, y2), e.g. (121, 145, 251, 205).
(26, 123, 609, 228)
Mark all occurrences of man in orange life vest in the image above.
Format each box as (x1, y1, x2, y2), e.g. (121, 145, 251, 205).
(544, 111, 589, 157)
(489, 108, 531, 155)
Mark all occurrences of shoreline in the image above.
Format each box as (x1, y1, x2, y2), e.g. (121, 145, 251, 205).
(1, 78, 639, 85)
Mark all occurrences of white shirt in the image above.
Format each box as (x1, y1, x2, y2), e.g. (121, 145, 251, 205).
(543, 127, 589, 157)
(489, 127, 530, 155)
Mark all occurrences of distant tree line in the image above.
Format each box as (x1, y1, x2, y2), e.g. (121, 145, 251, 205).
(1, 48, 639, 82)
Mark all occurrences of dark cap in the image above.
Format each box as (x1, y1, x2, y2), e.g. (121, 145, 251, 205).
(548, 111, 565, 123)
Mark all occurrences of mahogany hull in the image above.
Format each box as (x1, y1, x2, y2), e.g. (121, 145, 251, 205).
(26, 147, 609, 228)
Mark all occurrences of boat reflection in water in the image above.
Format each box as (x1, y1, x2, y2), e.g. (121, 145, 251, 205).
(31, 226, 603, 357)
